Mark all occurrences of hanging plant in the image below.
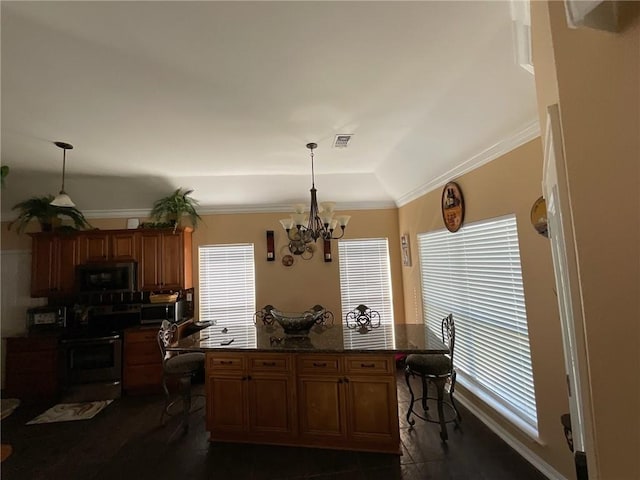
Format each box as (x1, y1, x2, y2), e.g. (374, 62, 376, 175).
(0, 165, 9, 188)
(8, 195, 92, 234)
(149, 188, 202, 230)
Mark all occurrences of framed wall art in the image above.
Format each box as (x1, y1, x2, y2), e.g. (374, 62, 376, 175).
(441, 181, 465, 232)
(401, 234, 411, 266)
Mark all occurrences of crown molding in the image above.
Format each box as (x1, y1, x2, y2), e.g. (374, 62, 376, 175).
(0, 201, 399, 221)
(395, 119, 541, 207)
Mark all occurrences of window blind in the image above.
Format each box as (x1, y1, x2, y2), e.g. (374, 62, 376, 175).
(418, 215, 537, 430)
(198, 243, 256, 348)
(338, 238, 394, 349)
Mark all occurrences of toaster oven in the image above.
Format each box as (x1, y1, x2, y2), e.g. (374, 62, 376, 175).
(140, 300, 185, 325)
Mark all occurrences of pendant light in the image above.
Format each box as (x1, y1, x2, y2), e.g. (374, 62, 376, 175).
(50, 141, 76, 208)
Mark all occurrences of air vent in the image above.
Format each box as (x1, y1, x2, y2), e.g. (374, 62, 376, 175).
(333, 134, 353, 148)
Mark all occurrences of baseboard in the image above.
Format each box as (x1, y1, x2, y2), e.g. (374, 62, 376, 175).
(455, 392, 568, 480)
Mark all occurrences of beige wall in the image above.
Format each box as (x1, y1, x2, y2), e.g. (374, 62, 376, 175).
(531, 2, 640, 479)
(398, 138, 573, 477)
(1, 208, 405, 324)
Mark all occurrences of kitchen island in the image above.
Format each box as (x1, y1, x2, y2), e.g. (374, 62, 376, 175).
(169, 323, 447, 454)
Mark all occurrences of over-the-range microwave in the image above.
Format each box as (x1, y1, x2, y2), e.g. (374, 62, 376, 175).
(76, 262, 137, 293)
(140, 300, 185, 325)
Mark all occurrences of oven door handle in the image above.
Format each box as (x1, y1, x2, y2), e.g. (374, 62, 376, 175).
(60, 336, 121, 345)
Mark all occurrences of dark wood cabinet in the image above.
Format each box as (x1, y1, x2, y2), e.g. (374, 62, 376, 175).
(123, 327, 163, 394)
(206, 353, 295, 443)
(5, 336, 59, 401)
(29, 228, 192, 297)
(205, 352, 399, 453)
(78, 231, 138, 263)
(30, 233, 79, 297)
(139, 229, 193, 291)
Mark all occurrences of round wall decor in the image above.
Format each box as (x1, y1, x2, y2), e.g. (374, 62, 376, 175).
(441, 182, 465, 232)
(530, 196, 549, 238)
(282, 254, 294, 267)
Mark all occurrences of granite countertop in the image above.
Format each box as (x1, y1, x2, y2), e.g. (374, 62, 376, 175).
(168, 323, 448, 354)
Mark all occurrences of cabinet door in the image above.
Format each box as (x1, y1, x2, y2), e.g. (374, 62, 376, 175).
(111, 232, 137, 261)
(123, 329, 163, 393)
(344, 375, 399, 445)
(56, 235, 79, 294)
(246, 354, 295, 438)
(206, 374, 248, 434)
(139, 232, 162, 290)
(79, 233, 109, 262)
(297, 375, 346, 441)
(31, 235, 56, 296)
(160, 233, 184, 289)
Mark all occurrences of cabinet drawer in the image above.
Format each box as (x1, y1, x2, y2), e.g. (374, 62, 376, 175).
(207, 354, 244, 371)
(6, 351, 58, 373)
(297, 355, 341, 375)
(249, 354, 291, 373)
(344, 355, 394, 375)
(125, 329, 158, 344)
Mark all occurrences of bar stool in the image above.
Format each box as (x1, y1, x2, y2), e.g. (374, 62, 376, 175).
(405, 314, 461, 441)
(157, 321, 205, 436)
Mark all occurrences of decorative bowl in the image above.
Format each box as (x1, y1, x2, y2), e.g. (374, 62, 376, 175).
(269, 308, 325, 335)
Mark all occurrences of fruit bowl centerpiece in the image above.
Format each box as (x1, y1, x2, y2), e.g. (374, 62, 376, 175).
(269, 307, 326, 335)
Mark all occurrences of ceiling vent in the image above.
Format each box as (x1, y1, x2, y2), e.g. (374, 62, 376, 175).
(333, 134, 353, 148)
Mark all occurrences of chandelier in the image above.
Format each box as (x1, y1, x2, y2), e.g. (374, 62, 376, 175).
(279, 143, 350, 251)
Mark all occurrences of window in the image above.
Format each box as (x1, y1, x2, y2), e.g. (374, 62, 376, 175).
(338, 238, 394, 349)
(199, 243, 256, 348)
(418, 215, 537, 434)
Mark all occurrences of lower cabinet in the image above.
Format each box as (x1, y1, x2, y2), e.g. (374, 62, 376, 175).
(206, 353, 296, 444)
(205, 352, 399, 453)
(5, 336, 59, 402)
(123, 327, 163, 394)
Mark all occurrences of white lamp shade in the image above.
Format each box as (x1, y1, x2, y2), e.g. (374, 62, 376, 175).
(336, 215, 351, 227)
(320, 211, 334, 225)
(50, 192, 76, 208)
(279, 218, 295, 230)
(320, 202, 336, 213)
(293, 203, 307, 214)
(329, 219, 338, 230)
(291, 213, 306, 226)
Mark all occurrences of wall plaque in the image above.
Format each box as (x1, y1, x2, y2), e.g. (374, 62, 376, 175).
(441, 181, 465, 233)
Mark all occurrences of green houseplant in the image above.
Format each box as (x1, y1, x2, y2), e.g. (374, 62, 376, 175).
(8, 195, 92, 233)
(149, 188, 202, 231)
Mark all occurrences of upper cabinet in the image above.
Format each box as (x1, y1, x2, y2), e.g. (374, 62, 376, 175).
(29, 228, 193, 297)
(30, 233, 80, 297)
(79, 231, 138, 263)
(139, 228, 193, 291)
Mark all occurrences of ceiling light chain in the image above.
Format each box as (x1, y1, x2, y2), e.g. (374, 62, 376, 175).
(279, 143, 351, 253)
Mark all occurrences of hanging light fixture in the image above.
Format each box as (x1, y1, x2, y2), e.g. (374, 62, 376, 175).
(279, 143, 350, 252)
(50, 141, 75, 208)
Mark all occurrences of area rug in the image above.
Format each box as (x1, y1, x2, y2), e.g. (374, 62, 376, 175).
(27, 400, 112, 425)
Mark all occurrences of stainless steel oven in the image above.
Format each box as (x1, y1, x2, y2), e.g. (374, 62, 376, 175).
(140, 300, 184, 325)
(59, 334, 122, 402)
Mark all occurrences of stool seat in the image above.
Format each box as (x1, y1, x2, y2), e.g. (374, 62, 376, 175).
(164, 352, 205, 375)
(406, 353, 451, 376)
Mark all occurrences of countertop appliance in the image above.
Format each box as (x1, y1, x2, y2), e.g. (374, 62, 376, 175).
(27, 305, 67, 331)
(140, 300, 185, 325)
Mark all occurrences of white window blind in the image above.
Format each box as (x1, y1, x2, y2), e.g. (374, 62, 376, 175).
(199, 243, 256, 348)
(338, 238, 394, 349)
(418, 215, 537, 432)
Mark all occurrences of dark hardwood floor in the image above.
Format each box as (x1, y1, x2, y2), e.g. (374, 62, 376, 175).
(1, 370, 548, 480)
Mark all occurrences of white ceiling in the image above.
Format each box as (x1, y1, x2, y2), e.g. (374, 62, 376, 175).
(1, 1, 538, 218)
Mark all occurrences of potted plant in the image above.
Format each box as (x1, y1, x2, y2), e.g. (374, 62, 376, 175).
(149, 188, 202, 231)
(8, 195, 92, 233)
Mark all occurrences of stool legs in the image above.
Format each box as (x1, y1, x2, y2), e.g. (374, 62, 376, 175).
(405, 369, 416, 428)
(433, 377, 448, 441)
(179, 375, 192, 435)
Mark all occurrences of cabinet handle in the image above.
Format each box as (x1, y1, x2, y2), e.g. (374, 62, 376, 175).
(360, 363, 376, 368)
(262, 361, 276, 367)
(337, 378, 343, 384)
(220, 360, 233, 365)
(312, 362, 327, 367)
(247, 375, 252, 381)
(343, 377, 350, 383)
